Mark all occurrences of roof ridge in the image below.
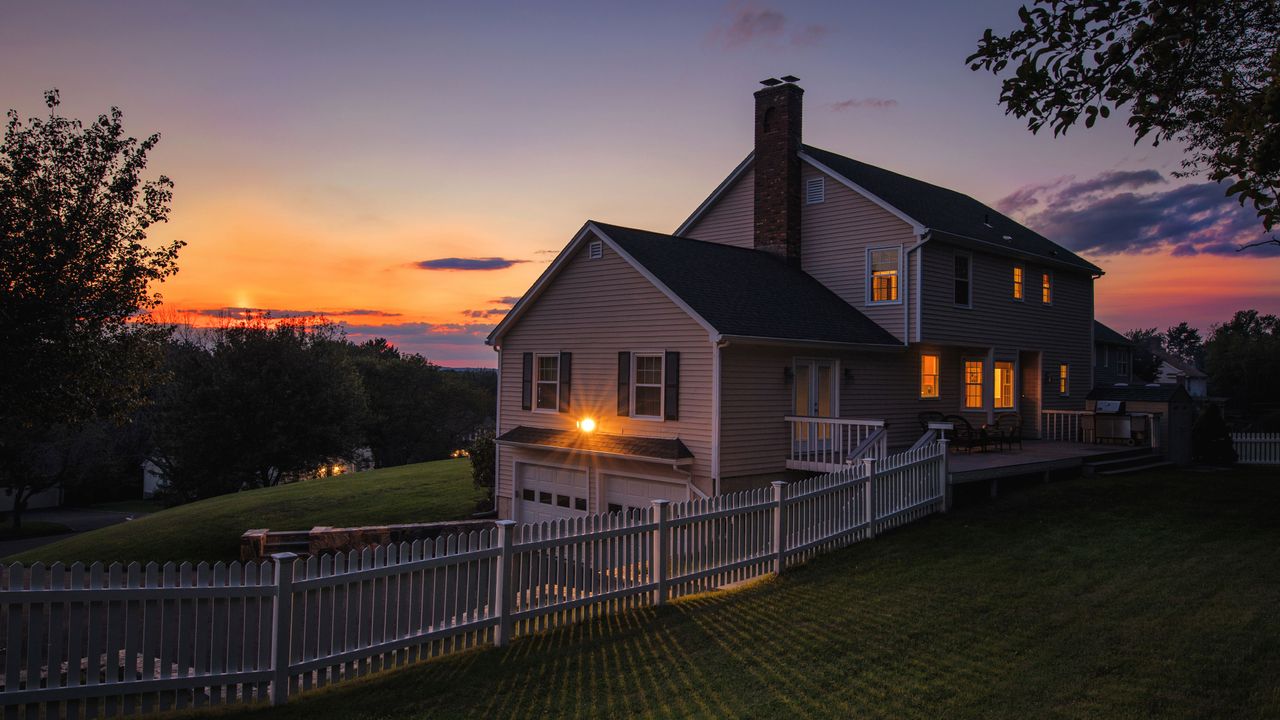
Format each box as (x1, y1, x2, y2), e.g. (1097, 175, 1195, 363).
(588, 219, 785, 258)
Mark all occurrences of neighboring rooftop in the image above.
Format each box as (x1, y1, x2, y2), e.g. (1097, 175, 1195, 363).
(801, 145, 1103, 275)
(1153, 348, 1208, 378)
(1094, 321, 1131, 346)
(594, 221, 902, 347)
(496, 426, 694, 463)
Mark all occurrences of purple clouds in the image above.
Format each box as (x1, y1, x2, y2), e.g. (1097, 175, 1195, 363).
(413, 257, 528, 271)
(712, 4, 827, 49)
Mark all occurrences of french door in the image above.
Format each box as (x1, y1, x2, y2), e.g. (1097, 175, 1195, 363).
(793, 359, 838, 451)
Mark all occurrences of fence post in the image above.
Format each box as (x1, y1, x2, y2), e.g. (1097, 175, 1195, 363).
(771, 481, 787, 574)
(493, 520, 516, 646)
(937, 438, 950, 513)
(863, 458, 877, 538)
(651, 500, 670, 605)
(269, 552, 298, 707)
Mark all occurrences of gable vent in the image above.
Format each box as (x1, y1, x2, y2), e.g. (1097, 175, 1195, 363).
(805, 176, 825, 205)
(588, 240, 603, 260)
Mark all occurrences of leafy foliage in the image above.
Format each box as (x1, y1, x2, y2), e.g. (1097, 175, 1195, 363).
(1204, 309, 1280, 426)
(1164, 321, 1205, 368)
(1123, 327, 1163, 382)
(0, 91, 182, 526)
(969, 0, 1280, 247)
(467, 427, 495, 503)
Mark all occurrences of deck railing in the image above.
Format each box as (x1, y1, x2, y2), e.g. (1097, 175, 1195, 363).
(0, 442, 948, 717)
(1040, 410, 1093, 443)
(785, 416, 887, 471)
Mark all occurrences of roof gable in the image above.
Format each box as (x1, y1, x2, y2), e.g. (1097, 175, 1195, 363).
(1094, 321, 1131, 346)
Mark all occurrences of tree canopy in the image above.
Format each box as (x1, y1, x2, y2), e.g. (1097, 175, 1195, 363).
(0, 91, 182, 525)
(969, 0, 1280, 248)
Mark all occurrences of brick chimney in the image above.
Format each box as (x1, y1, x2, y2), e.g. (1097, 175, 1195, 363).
(753, 79, 803, 265)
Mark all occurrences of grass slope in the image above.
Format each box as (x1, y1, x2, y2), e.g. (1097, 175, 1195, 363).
(6, 459, 481, 565)
(194, 467, 1279, 720)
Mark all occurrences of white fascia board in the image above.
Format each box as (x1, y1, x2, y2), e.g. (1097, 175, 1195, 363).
(674, 153, 755, 236)
(798, 152, 927, 235)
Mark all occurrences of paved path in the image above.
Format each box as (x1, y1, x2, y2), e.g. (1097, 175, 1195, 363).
(0, 507, 142, 559)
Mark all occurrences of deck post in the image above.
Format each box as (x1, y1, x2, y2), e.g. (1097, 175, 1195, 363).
(493, 520, 516, 646)
(937, 438, 950, 513)
(863, 458, 877, 538)
(651, 500, 670, 605)
(269, 552, 298, 706)
(771, 481, 787, 574)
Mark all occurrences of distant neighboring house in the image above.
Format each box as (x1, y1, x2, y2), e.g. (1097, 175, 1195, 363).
(485, 79, 1108, 523)
(142, 459, 168, 498)
(1094, 321, 1133, 386)
(1153, 348, 1208, 398)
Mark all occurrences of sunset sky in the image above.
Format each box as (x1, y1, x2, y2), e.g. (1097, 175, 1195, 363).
(4, 1, 1277, 366)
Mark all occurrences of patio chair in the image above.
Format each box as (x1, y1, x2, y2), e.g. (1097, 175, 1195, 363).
(943, 415, 987, 453)
(994, 413, 1023, 451)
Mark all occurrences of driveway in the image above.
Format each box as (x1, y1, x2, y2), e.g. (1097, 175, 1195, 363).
(0, 507, 141, 559)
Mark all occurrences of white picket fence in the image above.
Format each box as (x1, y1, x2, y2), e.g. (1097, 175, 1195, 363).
(1233, 433, 1280, 465)
(0, 441, 949, 718)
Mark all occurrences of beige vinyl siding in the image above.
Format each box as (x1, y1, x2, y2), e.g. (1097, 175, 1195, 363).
(496, 234, 714, 513)
(683, 167, 754, 247)
(799, 165, 917, 341)
(920, 242, 1093, 409)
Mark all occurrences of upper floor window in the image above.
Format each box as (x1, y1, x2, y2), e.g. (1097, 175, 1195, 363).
(954, 253, 972, 307)
(963, 359, 983, 409)
(632, 353, 664, 418)
(920, 353, 940, 399)
(994, 361, 1015, 409)
(536, 354, 560, 411)
(868, 247, 900, 303)
(1042, 272, 1053, 304)
(1012, 266, 1024, 301)
(1059, 363, 1070, 396)
(1117, 351, 1130, 378)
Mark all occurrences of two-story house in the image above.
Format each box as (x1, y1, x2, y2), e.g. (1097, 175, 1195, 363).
(486, 79, 1102, 523)
(1094, 321, 1133, 386)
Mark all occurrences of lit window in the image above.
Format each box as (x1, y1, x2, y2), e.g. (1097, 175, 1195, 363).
(869, 248, 900, 303)
(1042, 273, 1053, 304)
(535, 354, 559, 411)
(954, 254, 972, 306)
(994, 361, 1015, 409)
(1012, 266, 1024, 301)
(1059, 363, 1070, 396)
(964, 360, 983, 409)
(632, 353, 664, 418)
(920, 354, 940, 398)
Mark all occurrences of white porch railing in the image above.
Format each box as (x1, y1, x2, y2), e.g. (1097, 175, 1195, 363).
(785, 417, 887, 471)
(1040, 410, 1093, 443)
(1233, 433, 1280, 465)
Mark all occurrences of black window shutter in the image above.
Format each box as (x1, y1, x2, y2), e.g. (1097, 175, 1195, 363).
(558, 352, 572, 413)
(617, 351, 631, 416)
(521, 352, 532, 411)
(664, 351, 680, 421)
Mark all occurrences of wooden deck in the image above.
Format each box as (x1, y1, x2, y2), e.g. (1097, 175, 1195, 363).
(946, 440, 1138, 484)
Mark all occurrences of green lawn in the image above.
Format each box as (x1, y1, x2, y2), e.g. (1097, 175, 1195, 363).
(188, 466, 1279, 720)
(5, 459, 482, 565)
(86, 498, 167, 515)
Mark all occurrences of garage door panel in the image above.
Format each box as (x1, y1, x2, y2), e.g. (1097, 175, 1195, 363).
(604, 474, 688, 515)
(517, 462, 588, 524)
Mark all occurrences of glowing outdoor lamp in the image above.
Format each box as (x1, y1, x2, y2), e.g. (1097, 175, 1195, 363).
(577, 417, 597, 433)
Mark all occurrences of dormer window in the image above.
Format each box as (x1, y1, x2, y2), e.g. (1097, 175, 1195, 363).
(867, 247, 901, 303)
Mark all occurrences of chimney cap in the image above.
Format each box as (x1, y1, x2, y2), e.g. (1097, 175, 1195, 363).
(759, 77, 783, 87)
(780, 75, 800, 83)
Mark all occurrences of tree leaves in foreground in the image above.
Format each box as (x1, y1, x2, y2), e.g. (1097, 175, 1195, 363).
(0, 90, 182, 526)
(969, 0, 1280, 248)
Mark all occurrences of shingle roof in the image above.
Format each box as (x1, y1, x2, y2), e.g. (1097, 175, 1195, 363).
(593, 222, 902, 346)
(802, 145, 1103, 275)
(1094, 321, 1131, 346)
(1087, 384, 1191, 403)
(496, 425, 694, 462)
(1153, 348, 1208, 378)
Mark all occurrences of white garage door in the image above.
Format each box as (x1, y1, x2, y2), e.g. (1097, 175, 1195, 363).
(517, 463, 589, 524)
(604, 474, 689, 516)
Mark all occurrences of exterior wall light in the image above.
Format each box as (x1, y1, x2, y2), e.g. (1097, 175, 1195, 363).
(577, 417, 597, 433)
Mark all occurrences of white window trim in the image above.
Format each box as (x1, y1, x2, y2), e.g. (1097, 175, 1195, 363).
(962, 356, 985, 410)
(1012, 264, 1024, 302)
(994, 359, 1017, 410)
(630, 351, 665, 421)
(920, 352, 941, 400)
(953, 251, 973, 309)
(866, 245, 904, 306)
(533, 352, 560, 413)
(1041, 271, 1054, 305)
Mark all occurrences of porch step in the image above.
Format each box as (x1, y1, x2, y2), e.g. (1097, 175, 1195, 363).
(1084, 451, 1169, 476)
